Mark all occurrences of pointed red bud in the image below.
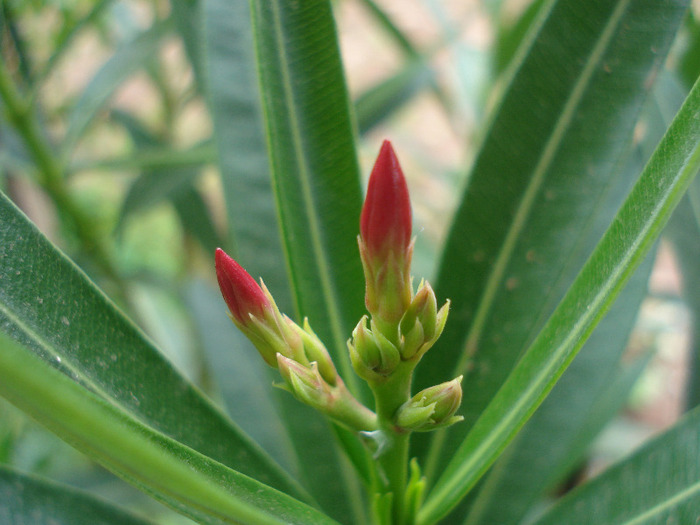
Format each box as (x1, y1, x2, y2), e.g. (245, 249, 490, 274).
(360, 140, 412, 258)
(215, 248, 270, 326)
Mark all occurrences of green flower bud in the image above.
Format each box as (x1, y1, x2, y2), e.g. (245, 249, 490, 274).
(348, 316, 401, 381)
(399, 280, 450, 360)
(395, 376, 463, 432)
(277, 354, 330, 410)
(290, 318, 338, 386)
(277, 354, 378, 432)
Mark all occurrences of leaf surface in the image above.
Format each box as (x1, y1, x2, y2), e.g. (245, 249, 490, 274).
(533, 405, 700, 525)
(0, 465, 155, 525)
(418, 66, 700, 525)
(415, 0, 689, 486)
(0, 191, 305, 499)
(0, 333, 336, 525)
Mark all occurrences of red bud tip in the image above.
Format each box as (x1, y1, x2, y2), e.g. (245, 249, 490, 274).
(360, 140, 412, 257)
(215, 248, 270, 325)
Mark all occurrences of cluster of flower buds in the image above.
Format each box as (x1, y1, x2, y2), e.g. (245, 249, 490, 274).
(215, 248, 377, 432)
(348, 141, 456, 402)
(215, 140, 463, 436)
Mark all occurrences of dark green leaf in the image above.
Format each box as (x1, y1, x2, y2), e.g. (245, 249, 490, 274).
(249, 2, 375, 521)
(202, 3, 367, 520)
(414, 0, 689, 487)
(0, 333, 337, 525)
(533, 405, 700, 524)
(250, 0, 366, 392)
(464, 252, 654, 525)
(0, 191, 307, 500)
(0, 465, 155, 525)
(417, 64, 700, 525)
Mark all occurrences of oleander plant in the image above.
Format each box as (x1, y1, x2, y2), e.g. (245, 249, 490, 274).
(2, 0, 700, 524)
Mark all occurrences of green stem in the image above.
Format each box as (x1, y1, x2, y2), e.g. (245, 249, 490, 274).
(371, 365, 414, 525)
(0, 58, 122, 287)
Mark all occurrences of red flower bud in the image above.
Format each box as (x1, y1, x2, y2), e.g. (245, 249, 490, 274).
(360, 140, 412, 258)
(215, 248, 270, 326)
(359, 141, 414, 328)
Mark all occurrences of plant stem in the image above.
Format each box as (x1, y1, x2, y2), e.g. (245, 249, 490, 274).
(0, 58, 122, 287)
(371, 365, 413, 525)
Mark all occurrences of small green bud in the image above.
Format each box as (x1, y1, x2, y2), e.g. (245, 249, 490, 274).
(277, 354, 330, 410)
(348, 316, 401, 381)
(395, 376, 463, 432)
(290, 318, 338, 386)
(277, 354, 379, 432)
(399, 280, 450, 360)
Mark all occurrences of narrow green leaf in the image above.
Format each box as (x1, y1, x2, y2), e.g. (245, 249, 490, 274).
(417, 69, 700, 525)
(38, 0, 114, 86)
(250, 0, 366, 392)
(0, 465, 155, 525)
(357, 0, 420, 58)
(0, 191, 306, 500)
(249, 2, 373, 521)
(464, 253, 653, 525)
(0, 333, 337, 525)
(533, 405, 700, 525)
(70, 143, 216, 173)
(173, 188, 224, 255)
(202, 2, 367, 520)
(110, 110, 207, 237)
(415, 0, 689, 484)
(61, 21, 169, 157)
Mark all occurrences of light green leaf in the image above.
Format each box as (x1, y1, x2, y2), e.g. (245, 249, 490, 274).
(414, 0, 689, 486)
(464, 252, 655, 525)
(417, 67, 700, 525)
(0, 333, 337, 525)
(0, 191, 306, 500)
(532, 405, 700, 524)
(0, 465, 155, 525)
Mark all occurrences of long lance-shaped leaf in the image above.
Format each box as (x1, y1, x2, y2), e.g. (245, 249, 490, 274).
(249, 6, 371, 519)
(532, 404, 700, 525)
(415, 0, 689, 483)
(417, 69, 700, 525)
(249, 0, 366, 390)
(205, 2, 367, 519)
(0, 465, 156, 525)
(0, 191, 307, 500)
(0, 333, 337, 525)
